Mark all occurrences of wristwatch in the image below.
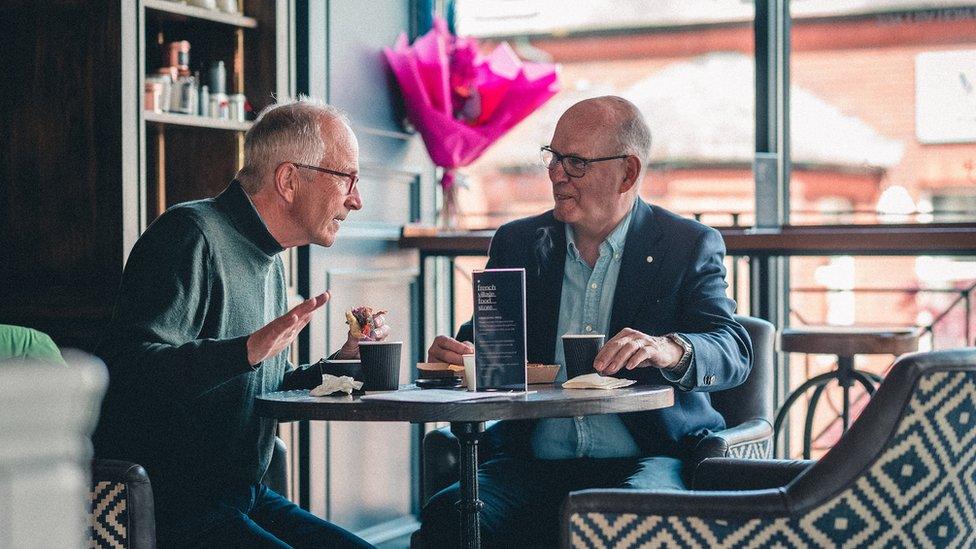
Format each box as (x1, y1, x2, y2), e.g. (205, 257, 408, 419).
(665, 333, 693, 372)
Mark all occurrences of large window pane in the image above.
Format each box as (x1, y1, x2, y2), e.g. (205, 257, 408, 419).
(783, 254, 976, 457)
(453, 1, 755, 229)
(788, 2, 976, 224)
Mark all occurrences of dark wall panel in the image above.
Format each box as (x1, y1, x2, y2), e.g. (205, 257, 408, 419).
(0, 2, 126, 348)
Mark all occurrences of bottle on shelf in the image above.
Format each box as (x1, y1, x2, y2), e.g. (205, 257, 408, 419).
(199, 84, 210, 117)
(208, 60, 229, 119)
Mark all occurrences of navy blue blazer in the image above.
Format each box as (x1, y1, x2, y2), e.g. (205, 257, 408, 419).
(457, 199, 753, 459)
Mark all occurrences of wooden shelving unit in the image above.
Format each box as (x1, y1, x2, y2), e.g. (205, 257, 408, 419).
(141, 0, 286, 223)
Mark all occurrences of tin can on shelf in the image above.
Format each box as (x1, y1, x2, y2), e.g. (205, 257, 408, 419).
(210, 92, 229, 119)
(228, 94, 246, 121)
(145, 74, 172, 112)
(171, 75, 197, 115)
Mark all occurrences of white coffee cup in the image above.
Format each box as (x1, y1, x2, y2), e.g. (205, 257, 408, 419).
(462, 354, 476, 391)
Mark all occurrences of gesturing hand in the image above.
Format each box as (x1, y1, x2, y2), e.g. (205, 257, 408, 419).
(592, 328, 684, 375)
(336, 311, 392, 359)
(247, 292, 330, 366)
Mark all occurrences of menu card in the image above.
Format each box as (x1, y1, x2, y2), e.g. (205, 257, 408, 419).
(472, 268, 528, 391)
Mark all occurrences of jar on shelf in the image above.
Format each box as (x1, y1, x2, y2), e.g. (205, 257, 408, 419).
(144, 81, 163, 113)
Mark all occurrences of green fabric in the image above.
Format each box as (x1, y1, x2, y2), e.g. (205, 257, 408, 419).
(94, 181, 296, 506)
(0, 324, 66, 365)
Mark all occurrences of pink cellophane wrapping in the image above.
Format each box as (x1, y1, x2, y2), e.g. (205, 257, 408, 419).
(383, 17, 559, 192)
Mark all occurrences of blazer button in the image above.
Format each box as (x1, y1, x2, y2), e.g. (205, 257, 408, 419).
(704, 374, 715, 385)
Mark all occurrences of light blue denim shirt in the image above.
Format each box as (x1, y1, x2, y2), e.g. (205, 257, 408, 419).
(531, 203, 643, 459)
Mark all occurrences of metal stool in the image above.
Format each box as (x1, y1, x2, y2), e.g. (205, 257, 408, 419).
(773, 327, 920, 458)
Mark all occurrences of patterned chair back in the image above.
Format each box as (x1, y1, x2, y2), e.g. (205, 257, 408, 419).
(565, 348, 976, 548)
(776, 348, 976, 546)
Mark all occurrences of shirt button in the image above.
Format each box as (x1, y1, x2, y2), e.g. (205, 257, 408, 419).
(575, 416, 584, 421)
(614, 253, 621, 260)
(590, 283, 598, 289)
(646, 256, 654, 263)
(585, 325, 593, 332)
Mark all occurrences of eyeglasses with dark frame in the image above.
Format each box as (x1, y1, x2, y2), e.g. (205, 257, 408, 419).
(540, 146, 630, 178)
(291, 162, 359, 194)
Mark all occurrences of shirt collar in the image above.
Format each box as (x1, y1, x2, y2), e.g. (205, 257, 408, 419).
(565, 200, 638, 262)
(215, 180, 284, 257)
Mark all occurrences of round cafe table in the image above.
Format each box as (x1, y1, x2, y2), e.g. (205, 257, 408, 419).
(256, 384, 674, 549)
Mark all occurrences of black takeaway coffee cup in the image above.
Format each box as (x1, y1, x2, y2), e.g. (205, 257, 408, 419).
(357, 341, 403, 391)
(562, 334, 606, 378)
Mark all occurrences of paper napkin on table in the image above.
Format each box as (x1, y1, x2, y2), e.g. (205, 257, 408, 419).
(310, 374, 363, 396)
(562, 373, 637, 390)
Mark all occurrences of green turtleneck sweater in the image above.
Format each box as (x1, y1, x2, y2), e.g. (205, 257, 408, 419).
(94, 181, 317, 509)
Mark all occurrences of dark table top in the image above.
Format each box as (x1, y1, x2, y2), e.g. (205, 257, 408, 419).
(255, 384, 674, 423)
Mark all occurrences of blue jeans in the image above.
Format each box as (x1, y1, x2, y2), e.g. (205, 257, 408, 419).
(158, 484, 373, 549)
(417, 456, 686, 549)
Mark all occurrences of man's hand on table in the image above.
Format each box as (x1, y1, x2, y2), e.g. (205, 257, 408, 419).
(333, 310, 392, 359)
(247, 292, 330, 366)
(427, 336, 474, 365)
(593, 328, 684, 375)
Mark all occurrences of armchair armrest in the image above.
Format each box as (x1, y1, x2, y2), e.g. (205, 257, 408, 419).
(90, 459, 156, 549)
(261, 436, 289, 497)
(563, 487, 791, 548)
(422, 427, 461, 504)
(692, 458, 814, 491)
(691, 419, 773, 464)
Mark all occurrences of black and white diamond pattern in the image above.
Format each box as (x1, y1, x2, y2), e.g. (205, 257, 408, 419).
(569, 371, 976, 548)
(89, 481, 128, 549)
(728, 437, 772, 460)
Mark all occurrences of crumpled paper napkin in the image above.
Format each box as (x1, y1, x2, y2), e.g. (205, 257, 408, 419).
(562, 373, 637, 390)
(310, 374, 364, 396)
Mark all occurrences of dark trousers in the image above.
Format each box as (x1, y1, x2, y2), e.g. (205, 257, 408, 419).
(417, 455, 685, 549)
(158, 484, 374, 549)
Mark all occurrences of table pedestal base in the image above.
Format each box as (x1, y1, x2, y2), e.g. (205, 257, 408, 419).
(451, 421, 486, 549)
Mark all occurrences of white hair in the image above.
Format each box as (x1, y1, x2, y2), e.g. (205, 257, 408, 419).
(236, 96, 350, 193)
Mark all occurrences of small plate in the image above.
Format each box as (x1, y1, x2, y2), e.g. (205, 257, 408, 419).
(416, 377, 464, 389)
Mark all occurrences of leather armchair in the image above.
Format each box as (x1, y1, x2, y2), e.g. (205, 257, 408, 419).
(89, 459, 156, 549)
(690, 315, 774, 463)
(88, 437, 289, 548)
(420, 315, 774, 503)
(563, 348, 976, 548)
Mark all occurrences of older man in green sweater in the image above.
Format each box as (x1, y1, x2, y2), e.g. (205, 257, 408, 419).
(94, 98, 383, 548)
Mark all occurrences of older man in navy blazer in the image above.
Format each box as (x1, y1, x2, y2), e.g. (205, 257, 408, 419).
(418, 96, 752, 548)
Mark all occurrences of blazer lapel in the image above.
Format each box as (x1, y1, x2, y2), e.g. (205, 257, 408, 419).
(608, 200, 667, 336)
(529, 216, 566, 363)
